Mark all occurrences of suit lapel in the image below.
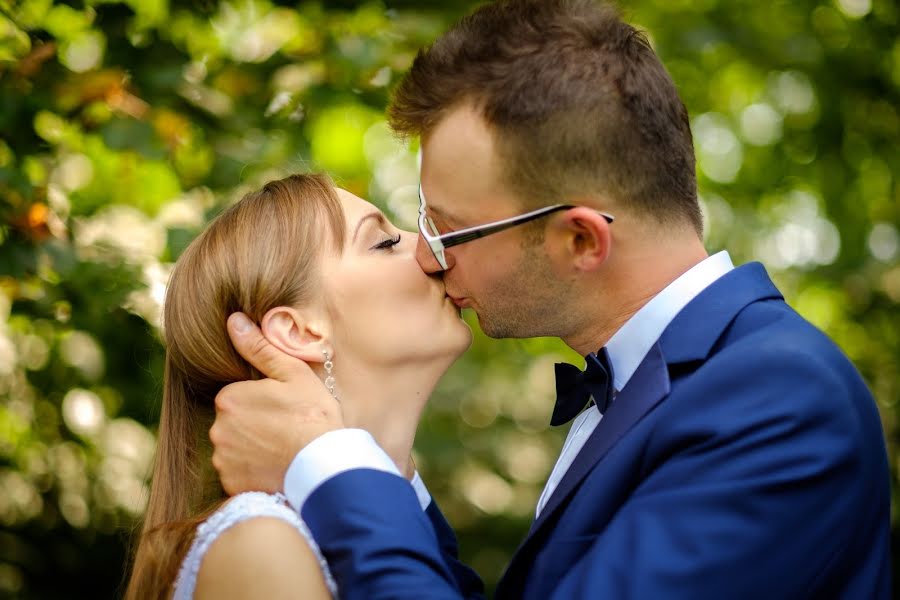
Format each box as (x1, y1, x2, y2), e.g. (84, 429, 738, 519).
(496, 344, 670, 597)
(527, 342, 670, 536)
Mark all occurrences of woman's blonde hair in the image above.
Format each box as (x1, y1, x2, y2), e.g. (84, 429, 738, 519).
(124, 173, 345, 599)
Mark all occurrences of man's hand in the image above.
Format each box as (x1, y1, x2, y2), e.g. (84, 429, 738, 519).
(210, 313, 343, 495)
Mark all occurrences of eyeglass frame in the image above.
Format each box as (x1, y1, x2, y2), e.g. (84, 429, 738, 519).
(417, 184, 615, 270)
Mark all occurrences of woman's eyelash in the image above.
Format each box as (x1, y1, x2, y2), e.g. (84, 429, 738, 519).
(372, 234, 401, 250)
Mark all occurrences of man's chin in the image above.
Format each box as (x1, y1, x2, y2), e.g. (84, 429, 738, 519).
(474, 311, 530, 340)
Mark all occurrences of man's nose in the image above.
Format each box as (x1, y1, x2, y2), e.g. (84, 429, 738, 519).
(416, 234, 448, 274)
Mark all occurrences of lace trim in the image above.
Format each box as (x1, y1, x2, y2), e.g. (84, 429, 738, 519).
(172, 491, 338, 599)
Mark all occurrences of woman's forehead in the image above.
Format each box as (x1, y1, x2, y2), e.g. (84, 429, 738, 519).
(334, 187, 374, 219)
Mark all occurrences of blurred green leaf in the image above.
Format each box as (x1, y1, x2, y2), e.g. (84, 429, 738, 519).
(0, 15, 31, 62)
(309, 103, 381, 176)
(41, 5, 94, 41)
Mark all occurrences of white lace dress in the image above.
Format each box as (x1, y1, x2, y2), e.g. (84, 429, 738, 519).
(172, 491, 338, 599)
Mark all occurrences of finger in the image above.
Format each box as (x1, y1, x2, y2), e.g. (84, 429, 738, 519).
(213, 378, 262, 413)
(214, 378, 278, 415)
(227, 313, 315, 382)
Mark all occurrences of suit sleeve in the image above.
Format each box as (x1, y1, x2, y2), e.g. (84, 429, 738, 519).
(301, 469, 473, 600)
(425, 497, 486, 598)
(284, 430, 483, 598)
(543, 344, 891, 599)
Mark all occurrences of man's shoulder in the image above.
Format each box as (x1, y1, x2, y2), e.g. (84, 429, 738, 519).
(716, 295, 861, 386)
(660, 293, 879, 448)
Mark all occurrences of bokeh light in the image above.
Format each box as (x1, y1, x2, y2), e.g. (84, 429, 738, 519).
(62, 388, 105, 437)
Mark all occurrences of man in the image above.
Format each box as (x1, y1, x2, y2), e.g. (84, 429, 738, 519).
(209, 0, 891, 597)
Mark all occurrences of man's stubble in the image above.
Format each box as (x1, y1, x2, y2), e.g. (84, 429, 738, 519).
(474, 236, 577, 341)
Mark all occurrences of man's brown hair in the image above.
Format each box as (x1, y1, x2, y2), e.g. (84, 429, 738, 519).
(389, 0, 702, 234)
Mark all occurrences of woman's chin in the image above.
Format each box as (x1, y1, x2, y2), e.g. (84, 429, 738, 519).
(461, 325, 474, 352)
(450, 319, 474, 355)
(429, 332, 472, 375)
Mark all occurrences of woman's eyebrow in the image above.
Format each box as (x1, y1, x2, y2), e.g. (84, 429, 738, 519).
(352, 211, 386, 243)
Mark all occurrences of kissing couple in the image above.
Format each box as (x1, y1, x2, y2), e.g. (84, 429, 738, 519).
(126, 1, 890, 598)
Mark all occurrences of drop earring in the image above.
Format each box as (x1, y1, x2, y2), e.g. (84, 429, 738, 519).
(323, 350, 338, 401)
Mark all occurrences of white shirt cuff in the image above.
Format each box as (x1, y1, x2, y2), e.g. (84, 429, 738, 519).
(283, 428, 401, 510)
(410, 470, 432, 511)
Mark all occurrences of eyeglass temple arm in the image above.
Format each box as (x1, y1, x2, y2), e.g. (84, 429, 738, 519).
(438, 205, 571, 249)
(440, 207, 614, 249)
(440, 225, 508, 248)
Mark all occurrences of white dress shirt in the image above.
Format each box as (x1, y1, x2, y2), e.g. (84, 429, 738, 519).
(284, 251, 734, 517)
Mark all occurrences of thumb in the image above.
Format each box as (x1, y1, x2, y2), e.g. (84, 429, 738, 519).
(227, 312, 314, 382)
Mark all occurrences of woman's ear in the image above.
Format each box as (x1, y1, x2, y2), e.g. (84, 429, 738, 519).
(260, 306, 331, 364)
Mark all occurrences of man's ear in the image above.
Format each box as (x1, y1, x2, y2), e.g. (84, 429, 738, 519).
(549, 206, 613, 272)
(260, 306, 331, 364)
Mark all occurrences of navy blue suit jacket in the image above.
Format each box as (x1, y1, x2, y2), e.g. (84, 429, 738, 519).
(301, 263, 891, 599)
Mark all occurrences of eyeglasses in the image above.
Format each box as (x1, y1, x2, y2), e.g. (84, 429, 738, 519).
(417, 184, 615, 270)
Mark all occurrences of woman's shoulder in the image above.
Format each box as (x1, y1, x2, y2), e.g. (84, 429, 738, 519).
(173, 492, 335, 599)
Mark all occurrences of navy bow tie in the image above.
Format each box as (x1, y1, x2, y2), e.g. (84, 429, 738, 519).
(551, 348, 616, 426)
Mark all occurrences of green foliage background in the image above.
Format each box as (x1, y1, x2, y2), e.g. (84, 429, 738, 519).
(0, 0, 897, 597)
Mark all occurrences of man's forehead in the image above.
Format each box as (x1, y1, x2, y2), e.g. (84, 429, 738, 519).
(420, 106, 496, 181)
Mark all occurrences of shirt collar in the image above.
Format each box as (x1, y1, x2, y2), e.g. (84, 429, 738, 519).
(604, 251, 734, 391)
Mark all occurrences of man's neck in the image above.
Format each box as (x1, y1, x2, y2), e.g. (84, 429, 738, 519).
(564, 235, 709, 356)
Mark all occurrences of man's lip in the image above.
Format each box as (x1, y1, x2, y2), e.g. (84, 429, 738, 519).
(446, 294, 468, 308)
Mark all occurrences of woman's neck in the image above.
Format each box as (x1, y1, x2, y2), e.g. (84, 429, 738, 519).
(330, 357, 447, 478)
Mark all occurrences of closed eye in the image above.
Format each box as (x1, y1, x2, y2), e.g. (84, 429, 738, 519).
(372, 234, 401, 250)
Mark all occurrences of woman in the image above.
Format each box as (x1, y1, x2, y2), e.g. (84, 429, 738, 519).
(125, 173, 471, 599)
